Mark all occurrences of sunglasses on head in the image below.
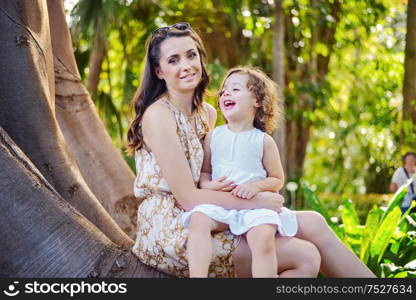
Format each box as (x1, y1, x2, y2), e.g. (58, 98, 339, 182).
(151, 22, 191, 36)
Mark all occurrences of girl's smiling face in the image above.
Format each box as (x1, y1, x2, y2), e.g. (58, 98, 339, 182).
(219, 73, 259, 123)
(155, 36, 202, 94)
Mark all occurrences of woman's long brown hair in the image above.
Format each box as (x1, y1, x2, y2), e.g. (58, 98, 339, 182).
(127, 26, 209, 155)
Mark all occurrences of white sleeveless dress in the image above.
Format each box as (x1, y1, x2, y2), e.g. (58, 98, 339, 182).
(182, 125, 298, 236)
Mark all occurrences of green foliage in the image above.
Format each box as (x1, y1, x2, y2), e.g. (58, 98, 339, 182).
(303, 0, 411, 195)
(369, 206, 401, 264)
(360, 206, 382, 263)
(317, 192, 388, 223)
(303, 183, 416, 278)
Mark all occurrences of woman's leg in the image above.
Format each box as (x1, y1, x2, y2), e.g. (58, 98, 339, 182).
(187, 212, 228, 277)
(295, 211, 376, 278)
(245, 224, 278, 278)
(233, 235, 321, 278)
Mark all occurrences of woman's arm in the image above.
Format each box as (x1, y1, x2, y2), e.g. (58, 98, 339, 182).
(142, 102, 282, 211)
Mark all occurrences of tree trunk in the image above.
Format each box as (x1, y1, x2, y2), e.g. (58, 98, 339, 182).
(0, 0, 132, 248)
(286, 119, 311, 180)
(310, 0, 318, 82)
(0, 127, 169, 278)
(285, 0, 341, 182)
(47, 0, 138, 238)
(403, 0, 416, 127)
(272, 0, 287, 179)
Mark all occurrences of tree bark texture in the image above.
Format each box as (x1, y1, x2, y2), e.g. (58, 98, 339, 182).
(0, 0, 132, 248)
(272, 0, 287, 178)
(47, 0, 138, 238)
(0, 127, 169, 278)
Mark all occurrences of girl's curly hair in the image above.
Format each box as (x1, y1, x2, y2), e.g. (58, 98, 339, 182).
(219, 66, 284, 134)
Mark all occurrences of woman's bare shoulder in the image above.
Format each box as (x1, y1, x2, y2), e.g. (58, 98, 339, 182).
(202, 102, 217, 128)
(141, 101, 178, 150)
(142, 101, 175, 126)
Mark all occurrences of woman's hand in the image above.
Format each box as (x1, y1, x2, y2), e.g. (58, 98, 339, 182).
(252, 191, 284, 212)
(200, 176, 235, 192)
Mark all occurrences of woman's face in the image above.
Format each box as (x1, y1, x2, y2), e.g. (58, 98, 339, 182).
(156, 36, 202, 94)
(404, 154, 416, 167)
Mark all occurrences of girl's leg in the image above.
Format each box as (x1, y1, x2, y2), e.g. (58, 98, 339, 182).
(233, 235, 321, 278)
(245, 224, 278, 277)
(187, 212, 228, 277)
(295, 211, 376, 278)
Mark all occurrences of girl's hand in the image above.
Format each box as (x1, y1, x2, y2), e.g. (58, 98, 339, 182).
(231, 183, 260, 199)
(252, 191, 284, 212)
(200, 176, 235, 192)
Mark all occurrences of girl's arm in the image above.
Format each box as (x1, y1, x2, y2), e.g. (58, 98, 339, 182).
(141, 102, 282, 212)
(231, 134, 284, 199)
(257, 133, 285, 191)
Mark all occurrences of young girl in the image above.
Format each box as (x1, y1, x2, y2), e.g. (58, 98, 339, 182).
(182, 66, 298, 277)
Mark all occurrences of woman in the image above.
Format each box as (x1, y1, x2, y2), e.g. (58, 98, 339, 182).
(127, 22, 374, 278)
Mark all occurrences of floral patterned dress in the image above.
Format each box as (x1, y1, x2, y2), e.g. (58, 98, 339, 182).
(132, 98, 240, 277)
